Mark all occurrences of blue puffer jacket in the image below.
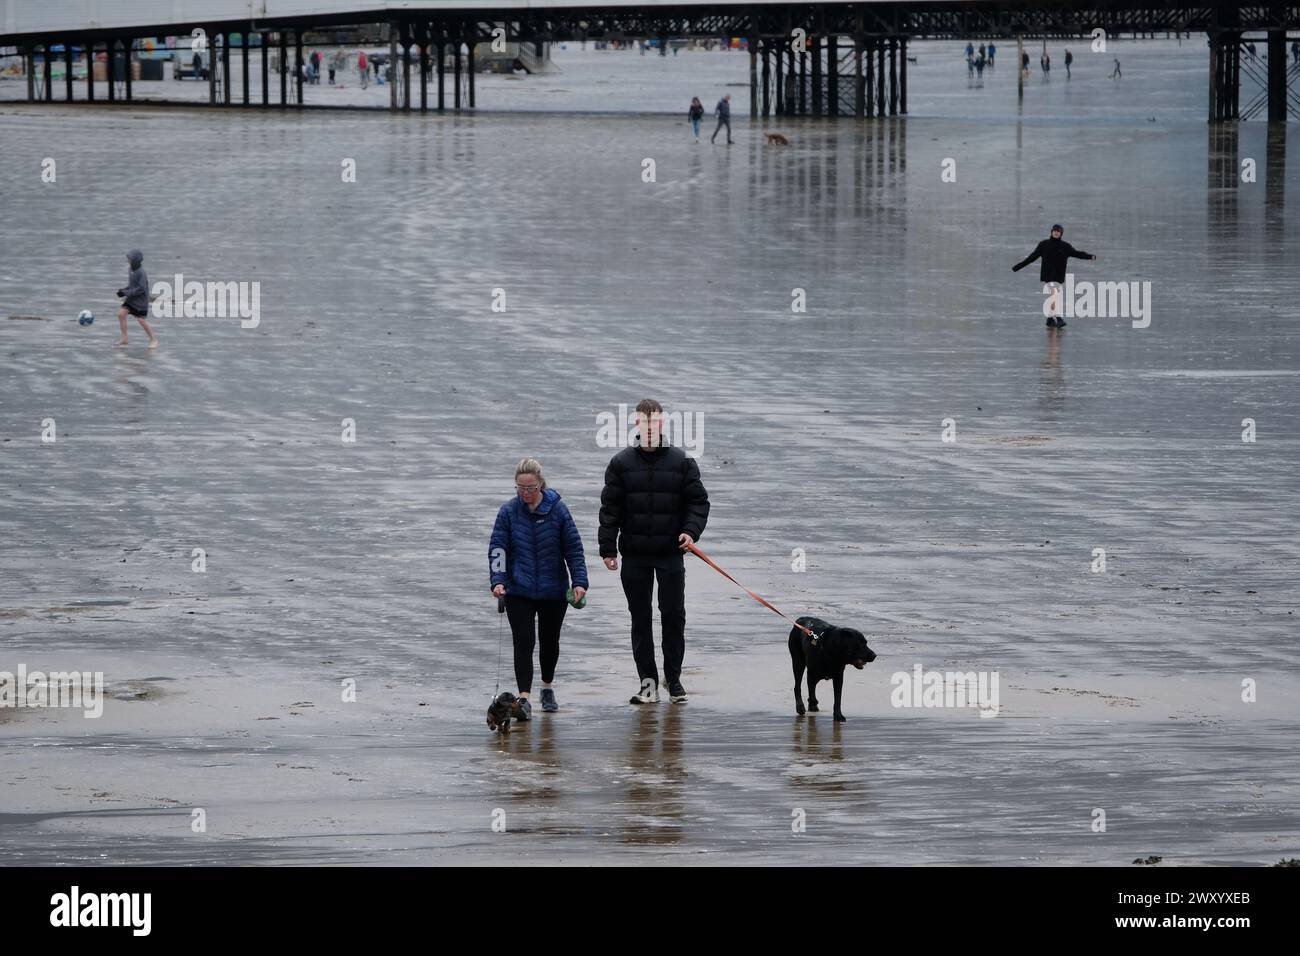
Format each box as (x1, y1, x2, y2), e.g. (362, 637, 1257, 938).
(489, 488, 589, 600)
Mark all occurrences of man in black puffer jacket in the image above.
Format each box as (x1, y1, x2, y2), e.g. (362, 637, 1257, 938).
(1012, 223, 1097, 328)
(600, 398, 710, 705)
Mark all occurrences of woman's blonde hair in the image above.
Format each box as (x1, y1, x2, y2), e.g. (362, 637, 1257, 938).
(515, 457, 547, 490)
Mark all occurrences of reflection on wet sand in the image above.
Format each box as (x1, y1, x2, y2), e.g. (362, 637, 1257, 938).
(1039, 327, 1065, 417)
(618, 705, 685, 846)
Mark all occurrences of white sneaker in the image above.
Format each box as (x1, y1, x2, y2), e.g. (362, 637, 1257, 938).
(629, 678, 659, 705)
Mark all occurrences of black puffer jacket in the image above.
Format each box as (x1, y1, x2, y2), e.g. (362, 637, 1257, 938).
(599, 441, 709, 560)
(1012, 237, 1093, 284)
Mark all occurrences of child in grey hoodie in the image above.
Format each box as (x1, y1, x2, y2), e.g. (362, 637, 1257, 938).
(116, 249, 158, 348)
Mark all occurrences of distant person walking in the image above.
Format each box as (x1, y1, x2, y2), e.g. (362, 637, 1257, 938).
(1110, 58, 1121, 79)
(310, 50, 321, 83)
(978, 43, 986, 60)
(489, 458, 588, 717)
(1021, 50, 1031, 77)
(327, 51, 337, 84)
(688, 96, 705, 141)
(1012, 224, 1098, 328)
(600, 399, 710, 706)
(357, 50, 368, 88)
(115, 249, 158, 349)
(987, 42, 996, 67)
(975, 53, 986, 78)
(965, 41, 975, 59)
(1064, 48, 1073, 78)
(711, 93, 733, 144)
(1040, 51, 1051, 76)
(1292, 39, 1299, 64)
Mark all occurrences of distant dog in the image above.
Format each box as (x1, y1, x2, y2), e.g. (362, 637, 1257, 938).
(764, 132, 790, 145)
(788, 615, 877, 722)
(486, 691, 527, 734)
(906, 56, 918, 65)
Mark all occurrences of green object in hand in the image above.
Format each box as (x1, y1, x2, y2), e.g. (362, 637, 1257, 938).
(567, 588, 587, 609)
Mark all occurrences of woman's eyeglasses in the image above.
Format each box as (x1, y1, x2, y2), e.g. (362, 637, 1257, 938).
(516, 483, 541, 494)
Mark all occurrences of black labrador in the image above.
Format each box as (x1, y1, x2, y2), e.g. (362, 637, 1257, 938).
(789, 615, 877, 722)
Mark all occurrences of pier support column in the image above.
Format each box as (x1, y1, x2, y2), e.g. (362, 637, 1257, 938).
(390, 25, 398, 111)
(44, 44, 53, 101)
(775, 41, 784, 114)
(876, 43, 885, 115)
(242, 26, 250, 105)
(454, 42, 462, 110)
(437, 41, 445, 111)
(65, 43, 73, 101)
(865, 39, 874, 116)
(261, 32, 269, 106)
(1267, 12, 1286, 122)
(295, 30, 304, 105)
(279, 31, 287, 106)
(750, 38, 758, 118)
(811, 35, 822, 115)
(86, 37, 95, 101)
(827, 35, 838, 116)
(1017, 36, 1024, 101)
(798, 47, 806, 114)
(107, 40, 116, 102)
(889, 39, 898, 115)
(420, 28, 429, 112)
(24, 45, 33, 102)
(468, 39, 475, 108)
(209, 32, 217, 103)
(761, 42, 771, 117)
(900, 38, 907, 114)
(854, 37, 864, 117)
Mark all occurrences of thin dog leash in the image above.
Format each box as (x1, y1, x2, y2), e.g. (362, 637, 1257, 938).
(493, 593, 505, 698)
(683, 541, 818, 641)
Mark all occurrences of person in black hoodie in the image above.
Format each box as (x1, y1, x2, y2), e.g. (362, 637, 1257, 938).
(600, 398, 709, 705)
(1012, 224, 1097, 328)
(116, 249, 158, 348)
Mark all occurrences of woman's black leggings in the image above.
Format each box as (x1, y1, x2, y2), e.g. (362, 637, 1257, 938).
(504, 595, 568, 693)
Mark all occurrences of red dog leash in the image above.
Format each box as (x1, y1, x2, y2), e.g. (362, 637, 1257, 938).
(683, 541, 815, 638)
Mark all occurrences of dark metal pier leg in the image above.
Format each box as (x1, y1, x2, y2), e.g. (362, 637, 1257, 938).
(295, 30, 304, 105)
(279, 31, 287, 106)
(762, 42, 771, 117)
(107, 40, 116, 102)
(854, 37, 864, 117)
(437, 41, 445, 111)
(750, 38, 758, 118)
(827, 35, 837, 116)
(811, 35, 822, 115)
(468, 39, 475, 108)
(454, 42, 462, 110)
(866, 39, 874, 116)
(243, 26, 250, 105)
(87, 37, 95, 101)
(799, 49, 806, 114)
(900, 38, 907, 114)
(65, 43, 73, 101)
(877, 44, 885, 115)
(775, 41, 783, 115)
(261, 32, 268, 105)
(420, 29, 429, 112)
(44, 44, 53, 101)
(224, 32, 233, 104)
(889, 39, 898, 115)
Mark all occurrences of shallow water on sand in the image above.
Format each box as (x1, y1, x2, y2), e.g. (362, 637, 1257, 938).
(1, 57, 1298, 863)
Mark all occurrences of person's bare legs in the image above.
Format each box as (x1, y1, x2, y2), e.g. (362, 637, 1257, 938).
(137, 316, 159, 349)
(116, 308, 130, 346)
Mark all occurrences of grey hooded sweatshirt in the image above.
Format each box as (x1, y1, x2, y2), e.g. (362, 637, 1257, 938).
(119, 250, 150, 314)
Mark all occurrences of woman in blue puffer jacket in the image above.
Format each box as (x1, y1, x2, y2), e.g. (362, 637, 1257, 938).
(489, 458, 588, 718)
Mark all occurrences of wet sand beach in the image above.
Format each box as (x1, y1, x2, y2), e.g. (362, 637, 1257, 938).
(1, 42, 1298, 865)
